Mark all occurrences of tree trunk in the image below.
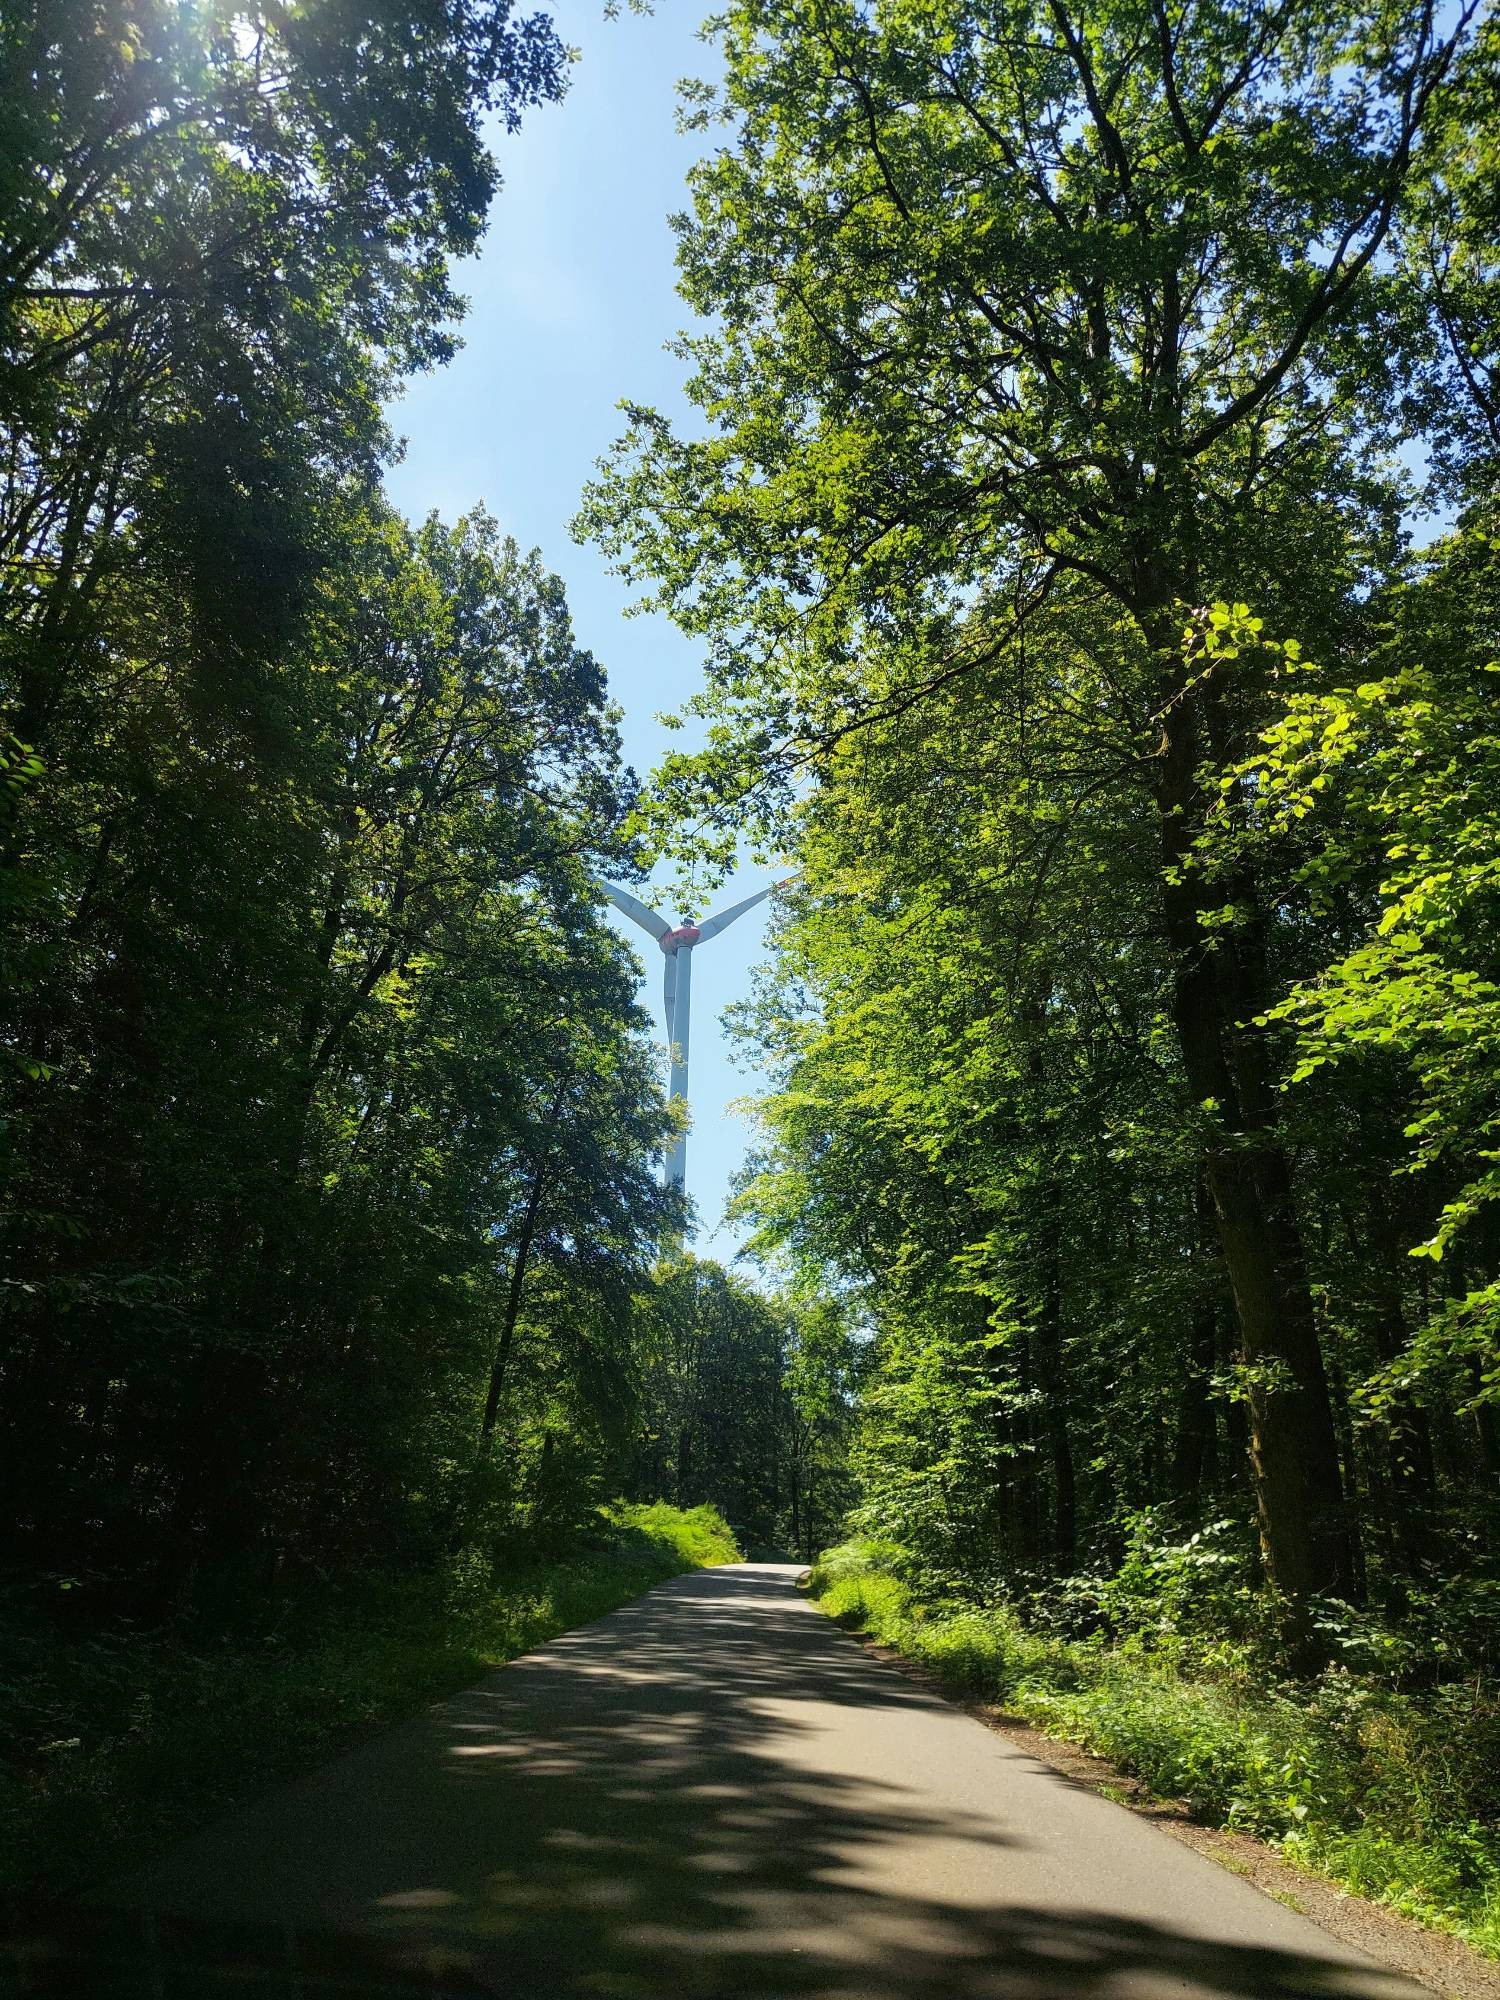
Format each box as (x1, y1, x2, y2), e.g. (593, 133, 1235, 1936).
(1155, 675, 1352, 1612)
(1023, 1023, 1075, 1569)
(478, 1162, 546, 1448)
(1034, 1218, 1076, 1569)
(1169, 1176, 1221, 1507)
(1172, 1297, 1217, 1507)
(476, 1079, 570, 1452)
(1365, 1224, 1437, 1564)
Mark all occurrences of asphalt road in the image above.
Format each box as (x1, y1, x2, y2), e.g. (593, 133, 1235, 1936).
(47, 1563, 1427, 1998)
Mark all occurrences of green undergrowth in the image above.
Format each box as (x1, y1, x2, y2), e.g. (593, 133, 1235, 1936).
(0, 1501, 739, 1900)
(808, 1540, 1500, 1958)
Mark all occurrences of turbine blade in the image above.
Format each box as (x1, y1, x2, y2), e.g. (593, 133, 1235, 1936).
(599, 879, 671, 941)
(694, 881, 777, 942)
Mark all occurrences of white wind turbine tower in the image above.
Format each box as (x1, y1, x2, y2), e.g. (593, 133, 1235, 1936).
(602, 878, 790, 1191)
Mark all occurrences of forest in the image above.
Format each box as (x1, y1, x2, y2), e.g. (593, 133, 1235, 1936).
(2, 0, 1499, 1965)
(0, 0, 845, 1895)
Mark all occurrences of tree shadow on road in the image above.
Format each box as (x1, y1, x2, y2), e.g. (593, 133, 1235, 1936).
(8, 1570, 1417, 2000)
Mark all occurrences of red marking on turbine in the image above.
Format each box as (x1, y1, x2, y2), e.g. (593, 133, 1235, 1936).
(660, 924, 701, 952)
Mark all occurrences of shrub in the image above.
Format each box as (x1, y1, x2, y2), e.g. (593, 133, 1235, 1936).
(612, 1500, 742, 1568)
(807, 1540, 1500, 1958)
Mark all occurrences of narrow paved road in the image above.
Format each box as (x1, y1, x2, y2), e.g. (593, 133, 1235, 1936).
(60, 1564, 1424, 1998)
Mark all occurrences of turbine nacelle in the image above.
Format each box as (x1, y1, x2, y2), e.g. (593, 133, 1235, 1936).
(660, 924, 701, 952)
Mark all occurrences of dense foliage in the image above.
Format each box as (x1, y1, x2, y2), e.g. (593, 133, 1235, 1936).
(585, 0, 1500, 1643)
(629, 1255, 853, 1555)
(0, 0, 840, 1897)
(0, 0, 812, 1605)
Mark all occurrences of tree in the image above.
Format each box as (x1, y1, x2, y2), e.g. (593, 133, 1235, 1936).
(731, 601, 1245, 1588)
(581, 0, 1481, 1615)
(0, 496, 674, 1590)
(1208, 542, 1500, 1488)
(1, 0, 567, 771)
(629, 1256, 794, 1551)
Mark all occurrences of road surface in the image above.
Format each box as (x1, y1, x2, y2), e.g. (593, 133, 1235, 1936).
(45, 1563, 1425, 1997)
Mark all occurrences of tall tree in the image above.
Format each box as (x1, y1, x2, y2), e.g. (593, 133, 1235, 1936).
(582, 0, 1480, 1614)
(2, 0, 566, 764)
(0, 497, 674, 1589)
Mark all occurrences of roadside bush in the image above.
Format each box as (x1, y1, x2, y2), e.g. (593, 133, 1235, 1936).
(807, 1540, 1500, 1957)
(614, 1501, 742, 1568)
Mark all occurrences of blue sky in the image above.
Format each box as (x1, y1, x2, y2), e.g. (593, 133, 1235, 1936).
(382, 3, 775, 1257)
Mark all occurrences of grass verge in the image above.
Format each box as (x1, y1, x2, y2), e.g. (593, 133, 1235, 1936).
(1, 1500, 739, 1901)
(807, 1540, 1500, 1959)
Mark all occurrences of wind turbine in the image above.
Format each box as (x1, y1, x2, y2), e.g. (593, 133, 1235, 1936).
(602, 878, 789, 1191)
